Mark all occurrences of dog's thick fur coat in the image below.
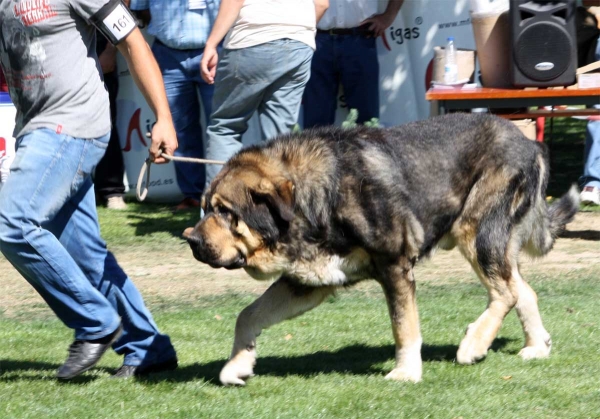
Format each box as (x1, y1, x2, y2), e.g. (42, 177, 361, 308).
(187, 113, 579, 385)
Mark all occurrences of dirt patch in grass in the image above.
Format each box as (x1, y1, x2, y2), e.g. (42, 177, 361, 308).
(1, 212, 598, 317)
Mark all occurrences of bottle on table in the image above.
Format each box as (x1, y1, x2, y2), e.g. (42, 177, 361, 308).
(444, 36, 458, 85)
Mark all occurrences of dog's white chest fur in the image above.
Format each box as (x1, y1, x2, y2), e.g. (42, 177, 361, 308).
(289, 248, 371, 287)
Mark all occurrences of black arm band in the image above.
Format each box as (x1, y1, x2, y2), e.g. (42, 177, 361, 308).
(90, 0, 137, 45)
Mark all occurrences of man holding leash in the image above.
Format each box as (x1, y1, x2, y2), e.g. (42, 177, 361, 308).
(0, 0, 178, 379)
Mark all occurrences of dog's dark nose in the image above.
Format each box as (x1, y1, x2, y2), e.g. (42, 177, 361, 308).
(185, 230, 206, 262)
(186, 235, 201, 246)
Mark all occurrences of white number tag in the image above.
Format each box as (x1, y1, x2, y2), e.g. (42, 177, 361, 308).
(102, 4, 136, 42)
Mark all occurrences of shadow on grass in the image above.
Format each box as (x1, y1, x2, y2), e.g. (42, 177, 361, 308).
(559, 229, 600, 241)
(135, 338, 515, 385)
(126, 207, 198, 240)
(0, 360, 97, 384)
(0, 338, 516, 384)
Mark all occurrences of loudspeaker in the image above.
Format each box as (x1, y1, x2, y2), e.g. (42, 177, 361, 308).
(510, 0, 577, 87)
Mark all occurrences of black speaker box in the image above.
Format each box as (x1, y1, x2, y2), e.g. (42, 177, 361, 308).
(510, 0, 577, 87)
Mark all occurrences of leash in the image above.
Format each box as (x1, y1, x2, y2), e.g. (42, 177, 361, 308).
(136, 151, 225, 202)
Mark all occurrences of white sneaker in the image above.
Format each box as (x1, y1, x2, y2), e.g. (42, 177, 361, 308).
(106, 196, 128, 210)
(580, 186, 600, 206)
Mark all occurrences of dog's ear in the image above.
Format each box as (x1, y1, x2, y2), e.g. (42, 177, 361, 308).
(253, 178, 296, 222)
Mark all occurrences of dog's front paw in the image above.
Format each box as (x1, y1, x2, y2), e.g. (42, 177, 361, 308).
(384, 366, 422, 383)
(219, 351, 256, 386)
(519, 334, 551, 360)
(519, 344, 551, 360)
(456, 340, 488, 365)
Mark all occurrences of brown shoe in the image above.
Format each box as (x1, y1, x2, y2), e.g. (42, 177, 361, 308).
(173, 197, 200, 211)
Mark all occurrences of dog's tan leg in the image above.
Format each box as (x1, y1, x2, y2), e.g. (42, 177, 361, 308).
(456, 279, 517, 364)
(220, 277, 335, 386)
(512, 268, 551, 360)
(377, 259, 423, 383)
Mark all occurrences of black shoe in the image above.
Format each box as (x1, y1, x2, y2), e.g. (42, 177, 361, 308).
(56, 325, 123, 380)
(112, 356, 178, 378)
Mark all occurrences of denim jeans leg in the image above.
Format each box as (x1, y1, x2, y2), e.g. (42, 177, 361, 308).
(48, 178, 175, 366)
(581, 119, 600, 189)
(258, 41, 313, 141)
(0, 129, 120, 340)
(339, 35, 380, 123)
(303, 33, 340, 128)
(580, 38, 600, 189)
(153, 42, 208, 199)
(205, 47, 269, 188)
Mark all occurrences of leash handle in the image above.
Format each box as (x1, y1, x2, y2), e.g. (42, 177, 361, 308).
(136, 157, 153, 202)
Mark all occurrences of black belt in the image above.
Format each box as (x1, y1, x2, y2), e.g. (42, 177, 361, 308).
(153, 38, 200, 52)
(317, 27, 370, 36)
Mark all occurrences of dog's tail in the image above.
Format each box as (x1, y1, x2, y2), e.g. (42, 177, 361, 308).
(525, 184, 580, 257)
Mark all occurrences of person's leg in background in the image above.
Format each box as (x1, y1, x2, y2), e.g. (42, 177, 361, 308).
(152, 41, 210, 211)
(580, 118, 600, 205)
(258, 39, 313, 140)
(580, 37, 600, 206)
(94, 71, 127, 210)
(302, 32, 339, 129)
(338, 34, 380, 124)
(204, 46, 270, 189)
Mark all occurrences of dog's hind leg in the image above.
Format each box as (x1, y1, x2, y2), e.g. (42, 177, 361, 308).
(219, 277, 335, 386)
(512, 267, 552, 359)
(455, 265, 518, 365)
(454, 218, 519, 365)
(376, 257, 423, 383)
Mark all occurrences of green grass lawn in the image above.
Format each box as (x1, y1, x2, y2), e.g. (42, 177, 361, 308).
(0, 117, 599, 418)
(1, 273, 599, 418)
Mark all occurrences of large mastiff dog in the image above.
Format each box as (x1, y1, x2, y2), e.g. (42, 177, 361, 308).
(186, 113, 579, 385)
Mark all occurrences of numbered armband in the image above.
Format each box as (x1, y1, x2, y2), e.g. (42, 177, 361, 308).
(90, 0, 137, 45)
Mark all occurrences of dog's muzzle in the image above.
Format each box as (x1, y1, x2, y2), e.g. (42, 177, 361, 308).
(186, 232, 246, 269)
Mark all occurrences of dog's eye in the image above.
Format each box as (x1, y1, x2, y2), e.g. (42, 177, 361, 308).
(215, 205, 229, 215)
(215, 205, 236, 223)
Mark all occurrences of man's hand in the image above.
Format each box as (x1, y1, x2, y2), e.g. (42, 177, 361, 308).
(200, 45, 219, 84)
(149, 119, 178, 164)
(200, 0, 245, 83)
(360, 13, 395, 38)
(360, 0, 404, 38)
(98, 43, 117, 74)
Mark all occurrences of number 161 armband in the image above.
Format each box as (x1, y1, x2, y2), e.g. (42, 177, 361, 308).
(90, 0, 137, 45)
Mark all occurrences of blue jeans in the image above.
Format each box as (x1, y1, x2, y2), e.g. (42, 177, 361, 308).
(204, 39, 313, 188)
(580, 38, 600, 189)
(153, 40, 214, 199)
(303, 32, 379, 128)
(0, 129, 175, 367)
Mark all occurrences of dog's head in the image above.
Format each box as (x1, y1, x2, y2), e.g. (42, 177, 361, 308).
(186, 159, 295, 277)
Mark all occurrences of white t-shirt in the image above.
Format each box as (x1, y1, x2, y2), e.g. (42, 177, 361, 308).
(224, 0, 316, 50)
(317, 0, 380, 30)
